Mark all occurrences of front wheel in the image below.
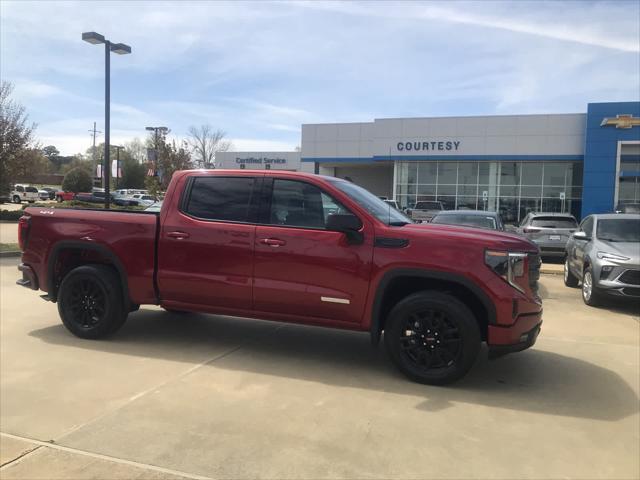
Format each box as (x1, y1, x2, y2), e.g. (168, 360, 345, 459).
(564, 257, 579, 287)
(582, 266, 602, 307)
(384, 291, 481, 385)
(12, 196, 21, 204)
(58, 265, 128, 338)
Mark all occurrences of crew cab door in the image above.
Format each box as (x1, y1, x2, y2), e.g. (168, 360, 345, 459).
(253, 178, 373, 325)
(157, 174, 261, 310)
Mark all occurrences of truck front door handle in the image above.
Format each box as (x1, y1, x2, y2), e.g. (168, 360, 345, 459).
(260, 238, 286, 247)
(167, 231, 190, 240)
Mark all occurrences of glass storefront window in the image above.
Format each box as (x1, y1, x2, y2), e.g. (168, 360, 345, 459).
(418, 163, 437, 183)
(543, 162, 567, 186)
(500, 162, 520, 186)
(395, 160, 583, 223)
(456, 196, 477, 210)
(521, 163, 543, 185)
(437, 162, 457, 184)
(619, 177, 640, 203)
(437, 184, 456, 196)
(458, 163, 478, 185)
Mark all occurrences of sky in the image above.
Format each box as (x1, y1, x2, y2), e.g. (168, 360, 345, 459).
(1, 0, 639, 156)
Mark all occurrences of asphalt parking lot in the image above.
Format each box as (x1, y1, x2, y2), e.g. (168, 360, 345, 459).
(0, 257, 638, 479)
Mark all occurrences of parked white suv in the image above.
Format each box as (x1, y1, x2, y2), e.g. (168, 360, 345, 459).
(11, 184, 39, 203)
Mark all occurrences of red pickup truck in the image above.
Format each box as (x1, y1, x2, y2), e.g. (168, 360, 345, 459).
(17, 170, 542, 384)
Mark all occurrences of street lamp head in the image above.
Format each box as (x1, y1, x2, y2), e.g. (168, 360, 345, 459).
(82, 31, 105, 45)
(110, 43, 132, 55)
(145, 127, 155, 131)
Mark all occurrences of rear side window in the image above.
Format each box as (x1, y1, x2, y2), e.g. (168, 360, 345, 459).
(185, 177, 256, 222)
(530, 216, 577, 228)
(26, 187, 38, 193)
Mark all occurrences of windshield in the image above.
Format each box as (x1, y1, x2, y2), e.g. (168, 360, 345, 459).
(432, 214, 497, 230)
(531, 216, 577, 228)
(328, 179, 412, 226)
(596, 219, 640, 242)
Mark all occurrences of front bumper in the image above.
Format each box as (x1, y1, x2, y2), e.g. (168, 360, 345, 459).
(596, 266, 640, 299)
(488, 311, 542, 358)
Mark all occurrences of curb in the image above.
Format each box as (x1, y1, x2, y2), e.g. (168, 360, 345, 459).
(0, 251, 21, 258)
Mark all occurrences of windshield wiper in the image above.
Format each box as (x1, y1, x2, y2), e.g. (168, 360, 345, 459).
(389, 221, 410, 226)
(599, 237, 620, 242)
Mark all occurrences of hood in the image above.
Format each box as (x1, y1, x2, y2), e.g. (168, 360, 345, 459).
(402, 223, 539, 253)
(596, 240, 640, 265)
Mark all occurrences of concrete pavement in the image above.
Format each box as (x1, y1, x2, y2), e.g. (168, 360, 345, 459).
(1, 257, 638, 479)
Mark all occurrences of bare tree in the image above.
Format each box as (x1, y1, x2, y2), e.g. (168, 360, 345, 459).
(187, 125, 232, 168)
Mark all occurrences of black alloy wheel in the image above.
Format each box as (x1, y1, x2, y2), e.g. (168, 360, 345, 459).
(399, 309, 462, 370)
(58, 265, 128, 338)
(384, 291, 481, 385)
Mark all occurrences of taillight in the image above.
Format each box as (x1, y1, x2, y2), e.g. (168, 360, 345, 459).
(18, 216, 31, 251)
(523, 227, 541, 233)
(485, 250, 528, 293)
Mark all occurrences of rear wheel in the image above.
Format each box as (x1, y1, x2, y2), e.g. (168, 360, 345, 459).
(582, 266, 601, 307)
(384, 291, 481, 385)
(564, 257, 579, 287)
(58, 265, 128, 338)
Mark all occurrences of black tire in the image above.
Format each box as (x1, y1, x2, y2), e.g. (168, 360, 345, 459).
(56, 196, 63, 203)
(564, 257, 579, 287)
(582, 266, 602, 307)
(57, 265, 128, 339)
(12, 196, 21, 204)
(384, 291, 481, 385)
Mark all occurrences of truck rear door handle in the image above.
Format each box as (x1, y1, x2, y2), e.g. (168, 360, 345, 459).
(167, 231, 190, 240)
(259, 238, 286, 247)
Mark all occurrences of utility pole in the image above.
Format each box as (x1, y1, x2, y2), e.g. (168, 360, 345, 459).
(88, 122, 102, 181)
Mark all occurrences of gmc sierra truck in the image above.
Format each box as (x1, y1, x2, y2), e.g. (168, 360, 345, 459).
(17, 170, 542, 385)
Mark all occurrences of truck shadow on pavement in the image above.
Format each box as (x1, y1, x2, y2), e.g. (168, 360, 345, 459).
(30, 309, 638, 422)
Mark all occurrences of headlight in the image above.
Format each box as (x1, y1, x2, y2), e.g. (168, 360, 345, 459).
(597, 251, 630, 261)
(485, 250, 527, 293)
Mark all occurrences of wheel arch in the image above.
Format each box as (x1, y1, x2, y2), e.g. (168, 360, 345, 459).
(370, 269, 496, 345)
(47, 240, 130, 308)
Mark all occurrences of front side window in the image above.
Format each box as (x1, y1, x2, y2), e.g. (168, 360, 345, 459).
(329, 178, 412, 226)
(185, 176, 256, 222)
(580, 216, 594, 236)
(269, 179, 348, 229)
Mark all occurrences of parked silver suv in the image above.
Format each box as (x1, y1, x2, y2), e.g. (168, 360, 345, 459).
(564, 214, 640, 306)
(518, 212, 578, 257)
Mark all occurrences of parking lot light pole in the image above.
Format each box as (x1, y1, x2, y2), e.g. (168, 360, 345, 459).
(82, 32, 131, 209)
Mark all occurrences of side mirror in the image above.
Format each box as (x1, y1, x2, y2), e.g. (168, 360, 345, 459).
(326, 214, 363, 244)
(573, 231, 590, 241)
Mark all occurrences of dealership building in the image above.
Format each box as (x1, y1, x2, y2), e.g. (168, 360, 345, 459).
(218, 102, 639, 222)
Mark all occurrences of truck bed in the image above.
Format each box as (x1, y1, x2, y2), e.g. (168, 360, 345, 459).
(22, 207, 159, 305)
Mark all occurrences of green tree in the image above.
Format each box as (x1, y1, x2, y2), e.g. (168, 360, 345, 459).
(62, 167, 93, 193)
(0, 81, 37, 194)
(42, 145, 60, 159)
(146, 130, 193, 190)
(120, 155, 147, 189)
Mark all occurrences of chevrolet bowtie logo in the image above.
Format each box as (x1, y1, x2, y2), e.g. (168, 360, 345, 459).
(600, 114, 640, 129)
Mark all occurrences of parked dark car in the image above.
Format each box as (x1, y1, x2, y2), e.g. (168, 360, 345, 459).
(564, 214, 640, 306)
(517, 212, 578, 257)
(430, 210, 505, 231)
